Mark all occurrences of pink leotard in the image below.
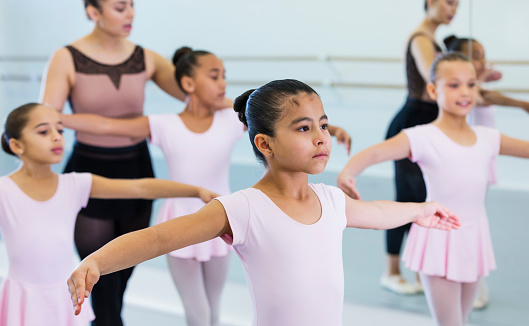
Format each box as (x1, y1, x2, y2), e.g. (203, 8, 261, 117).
(0, 173, 94, 325)
(149, 109, 245, 261)
(216, 183, 347, 326)
(402, 124, 500, 282)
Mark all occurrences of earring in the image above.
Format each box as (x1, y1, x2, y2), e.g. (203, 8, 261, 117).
(268, 152, 272, 156)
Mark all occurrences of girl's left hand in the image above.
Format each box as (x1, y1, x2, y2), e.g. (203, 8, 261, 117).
(415, 202, 461, 231)
(481, 64, 503, 83)
(198, 188, 220, 203)
(333, 128, 352, 155)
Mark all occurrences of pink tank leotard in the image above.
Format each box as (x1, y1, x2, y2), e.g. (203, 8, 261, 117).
(0, 173, 94, 325)
(402, 124, 500, 282)
(216, 183, 347, 326)
(149, 109, 245, 261)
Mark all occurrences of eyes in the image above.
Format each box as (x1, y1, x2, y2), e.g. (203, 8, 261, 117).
(209, 73, 226, 81)
(447, 82, 476, 89)
(38, 128, 64, 136)
(297, 124, 328, 132)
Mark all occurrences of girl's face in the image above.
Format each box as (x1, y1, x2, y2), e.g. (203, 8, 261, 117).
(429, 61, 477, 117)
(92, 0, 135, 37)
(188, 54, 227, 109)
(461, 41, 487, 80)
(428, 0, 459, 25)
(267, 94, 331, 175)
(13, 106, 65, 164)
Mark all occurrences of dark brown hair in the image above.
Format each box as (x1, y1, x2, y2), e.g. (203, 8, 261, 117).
(2, 103, 40, 156)
(233, 79, 319, 165)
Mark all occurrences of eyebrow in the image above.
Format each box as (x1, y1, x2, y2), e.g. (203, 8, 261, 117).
(33, 121, 63, 129)
(289, 114, 328, 126)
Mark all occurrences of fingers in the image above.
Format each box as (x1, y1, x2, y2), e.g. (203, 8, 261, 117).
(67, 273, 85, 315)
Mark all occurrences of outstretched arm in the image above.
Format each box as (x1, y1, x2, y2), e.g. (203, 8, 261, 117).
(89, 175, 219, 203)
(500, 134, 529, 158)
(480, 89, 529, 114)
(328, 125, 352, 155)
(67, 200, 231, 315)
(337, 132, 411, 199)
(61, 114, 151, 139)
(344, 195, 460, 231)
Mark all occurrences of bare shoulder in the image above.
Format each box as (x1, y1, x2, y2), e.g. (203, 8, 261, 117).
(143, 48, 166, 78)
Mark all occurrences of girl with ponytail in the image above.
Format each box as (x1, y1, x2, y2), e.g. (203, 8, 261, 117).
(67, 79, 460, 326)
(61, 48, 351, 326)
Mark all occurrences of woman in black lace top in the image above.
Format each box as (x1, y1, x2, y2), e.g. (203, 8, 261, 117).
(381, 0, 459, 296)
(38, 1, 205, 325)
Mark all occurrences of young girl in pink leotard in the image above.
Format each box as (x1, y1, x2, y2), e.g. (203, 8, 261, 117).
(67, 79, 460, 326)
(0, 103, 218, 326)
(62, 48, 352, 326)
(337, 52, 529, 326)
(444, 34, 529, 310)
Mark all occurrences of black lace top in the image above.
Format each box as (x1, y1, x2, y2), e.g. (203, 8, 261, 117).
(66, 45, 145, 90)
(406, 32, 443, 100)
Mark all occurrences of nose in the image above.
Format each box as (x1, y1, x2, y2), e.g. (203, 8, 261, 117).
(51, 129, 63, 141)
(128, 6, 135, 19)
(314, 128, 328, 146)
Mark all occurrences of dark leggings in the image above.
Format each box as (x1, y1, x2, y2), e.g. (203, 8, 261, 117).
(385, 98, 436, 255)
(75, 210, 151, 326)
(65, 141, 155, 325)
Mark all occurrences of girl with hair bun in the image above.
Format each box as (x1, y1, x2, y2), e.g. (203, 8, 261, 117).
(444, 34, 529, 310)
(67, 79, 460, 326)
(62, 47, 352, 326)
(0, 103, 219, 326)
(381, 0, 459, 295)
(338, 53, 529, 325)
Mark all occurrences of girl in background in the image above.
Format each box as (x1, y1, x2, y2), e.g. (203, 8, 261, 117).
(338, 52, 529, 325)
(381, 0, 459, 294)
(0, 103, 218, 326)
(444, 34, 529, 310)
(62, 47, 351, 326)
(67, 79, 460, 326)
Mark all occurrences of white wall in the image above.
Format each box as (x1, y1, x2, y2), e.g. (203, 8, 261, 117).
(1, 0, 528, 189)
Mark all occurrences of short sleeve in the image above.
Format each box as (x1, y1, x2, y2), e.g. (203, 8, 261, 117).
(316, 184, 347, 230)
(147, 114, 166, 147)
(70, 172, 93, 209)
(215, 191, 251, 247)
(476, 126, 501, 157)
(222, 108, 245, 140)
(403, 126, 425, 163)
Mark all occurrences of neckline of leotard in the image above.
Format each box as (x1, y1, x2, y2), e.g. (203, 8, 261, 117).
(66, 45, 142, 68)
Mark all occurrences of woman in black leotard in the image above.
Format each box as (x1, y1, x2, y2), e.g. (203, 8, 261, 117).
(381, 0, 459, 295)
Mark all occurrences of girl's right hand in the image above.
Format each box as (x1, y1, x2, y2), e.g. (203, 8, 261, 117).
(199, 188, 220, 203)
(67, 259, 101, 316)
(337, 171, 362, 200)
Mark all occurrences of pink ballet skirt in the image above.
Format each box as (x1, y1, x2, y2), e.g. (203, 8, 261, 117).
(0, 277, 94, 326)
(156, 198, 231, 262)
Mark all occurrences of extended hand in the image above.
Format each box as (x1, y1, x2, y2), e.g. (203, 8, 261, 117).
(67, 259, 101, 316)
(333, 128, 352, 155)
(415, 202, 461, 230)
(199, 188, 220, 203)
(337, 171, 362, 200)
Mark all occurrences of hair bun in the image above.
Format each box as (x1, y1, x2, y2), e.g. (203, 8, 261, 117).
(172, 46, 193, 66)
(443, 35, 458, 49)
(233, 89, 256, 127)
